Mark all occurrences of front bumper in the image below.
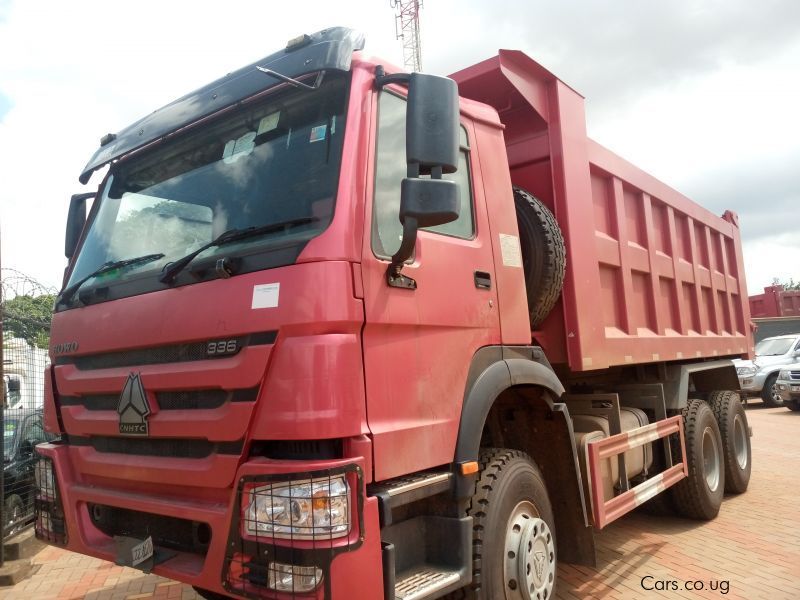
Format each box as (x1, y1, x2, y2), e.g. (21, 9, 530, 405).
(738, 370, 768, 394)
(35, 443, 384, 599)
(775, 380, 800, 403)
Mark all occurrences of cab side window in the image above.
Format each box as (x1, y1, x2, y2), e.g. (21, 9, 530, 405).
(372, 92, 474, 259)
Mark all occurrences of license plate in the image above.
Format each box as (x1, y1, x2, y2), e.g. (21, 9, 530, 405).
(115, 535, 154, 571)
(791, 385, 800, 392)
(131, 536, 153, 567)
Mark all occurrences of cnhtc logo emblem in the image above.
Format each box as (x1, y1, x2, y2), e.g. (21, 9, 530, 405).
(117, 373, 151, 436)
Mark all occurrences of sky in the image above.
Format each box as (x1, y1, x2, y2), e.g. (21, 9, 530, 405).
(1, 0, 798, 295)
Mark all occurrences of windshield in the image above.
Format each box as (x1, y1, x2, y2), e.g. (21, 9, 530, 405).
(754, 337, 796, 356)
(66, 72, 348, 291)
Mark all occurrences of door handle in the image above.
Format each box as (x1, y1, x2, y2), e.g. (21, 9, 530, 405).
(474, 271, 492, 289)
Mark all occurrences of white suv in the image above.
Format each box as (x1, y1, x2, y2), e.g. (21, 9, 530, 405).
(736, 333, 800, 406)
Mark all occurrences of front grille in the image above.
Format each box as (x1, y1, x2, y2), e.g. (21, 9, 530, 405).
(61, 387, 259, 411)
(790, 370, 800, 381)
(88, 504, 211, 556)
(68, 435, 243, 459)
(55, 330, 277, 370)
(158, 387, 259, 409)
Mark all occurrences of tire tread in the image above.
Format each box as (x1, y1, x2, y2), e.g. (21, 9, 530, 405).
(513, 188, 566, 328)
(671, 399, 723, 519)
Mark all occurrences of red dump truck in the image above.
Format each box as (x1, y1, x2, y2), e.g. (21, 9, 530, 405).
(37, 27, 753, 600)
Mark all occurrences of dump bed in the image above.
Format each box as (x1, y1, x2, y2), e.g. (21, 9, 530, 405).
(452, 51, 752, 372)
(750, 285, 800, 318)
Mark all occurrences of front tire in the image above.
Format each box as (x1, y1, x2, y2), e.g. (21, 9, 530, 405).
(709, 391, 751, 493)
(671, 400, 725, 520)
(761, 373, 783, 407)
(788, 399, 800, 412)
(466, 449, 556, 600)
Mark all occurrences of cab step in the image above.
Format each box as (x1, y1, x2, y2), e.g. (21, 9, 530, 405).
(395, 566, 462, 600)
(370, 470, 452, 526)
(381, 515, 471, 600)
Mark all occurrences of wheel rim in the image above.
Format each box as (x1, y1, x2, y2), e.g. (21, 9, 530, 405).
(702, 426, 721, 492)
(6, 502, 21, 535)
(733, 414, 748, 469)
(771, 383, 783, 405)
(504, 501, 555, 600)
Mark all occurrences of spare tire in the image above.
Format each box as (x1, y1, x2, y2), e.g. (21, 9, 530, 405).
(514, 187, 566, 328)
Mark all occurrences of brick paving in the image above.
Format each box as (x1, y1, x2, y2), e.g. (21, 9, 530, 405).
(2, 405, 798, 599)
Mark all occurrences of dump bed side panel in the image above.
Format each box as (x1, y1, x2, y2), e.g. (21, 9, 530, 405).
(452, 51, 752, 372)
(573, 139, 751, 370)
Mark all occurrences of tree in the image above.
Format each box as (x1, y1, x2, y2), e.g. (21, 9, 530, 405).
(2, 294, 55, 349)
(771, 277, 800, 291)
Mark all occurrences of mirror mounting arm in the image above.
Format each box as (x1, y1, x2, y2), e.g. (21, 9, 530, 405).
(387, 217, 419, 290)
(374, 65, 410, 90)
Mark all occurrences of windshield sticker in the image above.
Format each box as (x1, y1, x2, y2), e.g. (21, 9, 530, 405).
(257, 112, 280, 136)
(309, 124, 327, 143)
(222, 131, 257, 164)
(252, 283, 280, 309)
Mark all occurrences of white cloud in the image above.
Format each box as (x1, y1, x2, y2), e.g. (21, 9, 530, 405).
(1, 0, 798, 298)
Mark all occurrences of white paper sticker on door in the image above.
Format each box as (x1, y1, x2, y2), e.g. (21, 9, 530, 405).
(499, 234, 523, 268)
(252, 283, 280, 309)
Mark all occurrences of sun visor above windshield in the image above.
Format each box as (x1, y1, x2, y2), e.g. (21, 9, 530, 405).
(79, 26, 365, 184)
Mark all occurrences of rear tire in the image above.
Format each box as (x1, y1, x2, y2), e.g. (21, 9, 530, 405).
(465, 449, 556, 600)
(708, 391, 751, 493)
(671, 400, 725, 520)
(761, 373, 783, 407)
(513, 188, 566, 328)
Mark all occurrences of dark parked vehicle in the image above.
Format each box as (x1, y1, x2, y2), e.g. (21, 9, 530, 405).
(3, 409, 53, 539)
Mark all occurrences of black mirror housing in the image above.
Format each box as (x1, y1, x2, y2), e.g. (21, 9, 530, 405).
(65, 192, 93, 258)
(400, 178, 460, 228)
(406, 73, 459, 174)
(18, 440, 34, 458)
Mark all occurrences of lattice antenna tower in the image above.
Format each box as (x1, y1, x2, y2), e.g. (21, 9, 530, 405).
(391, 0, 423, 72)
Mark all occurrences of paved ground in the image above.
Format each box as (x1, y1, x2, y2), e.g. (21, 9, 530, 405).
(2, 404, 798, 599)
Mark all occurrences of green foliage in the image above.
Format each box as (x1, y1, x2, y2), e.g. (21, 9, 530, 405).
(771, 277, 800, 291)
(2, 294, 55, 349)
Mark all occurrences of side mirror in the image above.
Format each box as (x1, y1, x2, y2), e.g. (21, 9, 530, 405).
(390, 179, 460, 269)
(375, 68, 461, 288)
(406, 73, 459, 175)
(65, 192, 94, 258)
(18, 439, 34, 458)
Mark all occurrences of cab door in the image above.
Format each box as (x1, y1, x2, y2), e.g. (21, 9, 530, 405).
(361, 90, 501, 481)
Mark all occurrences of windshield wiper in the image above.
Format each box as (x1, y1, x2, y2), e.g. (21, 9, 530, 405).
(159, 217, 318, 284)
(58, 253, 165, 305)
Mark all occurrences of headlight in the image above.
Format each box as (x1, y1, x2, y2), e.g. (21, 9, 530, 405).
(778, 370, 790, 380)
(737, 366, 757, 377)
(35, 458, 57, 499)
(244, 475, 350, 539)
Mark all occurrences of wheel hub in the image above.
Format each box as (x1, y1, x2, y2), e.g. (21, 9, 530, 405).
(733, 413, 748, 469)
(702, 426, 721, 492)
(504, 501, 555, 600)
